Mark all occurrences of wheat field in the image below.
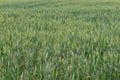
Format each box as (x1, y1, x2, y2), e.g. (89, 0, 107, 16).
(0, 0, 120, 80)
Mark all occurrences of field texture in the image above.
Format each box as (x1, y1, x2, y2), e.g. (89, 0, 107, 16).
(0, 0, 120, 80)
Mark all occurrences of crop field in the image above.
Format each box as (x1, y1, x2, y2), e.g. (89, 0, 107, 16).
(0, 0, 120, 80)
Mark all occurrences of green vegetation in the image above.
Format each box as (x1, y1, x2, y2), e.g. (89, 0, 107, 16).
(0, 0, 120, 80)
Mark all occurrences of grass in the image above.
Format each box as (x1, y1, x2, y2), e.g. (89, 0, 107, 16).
(0, 0, 120, 80)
